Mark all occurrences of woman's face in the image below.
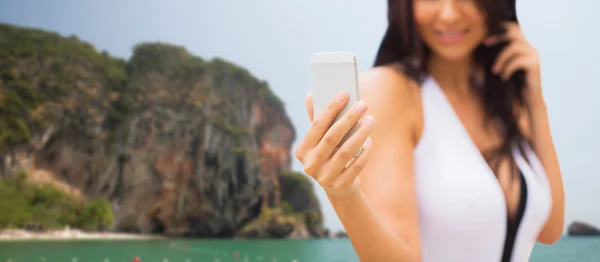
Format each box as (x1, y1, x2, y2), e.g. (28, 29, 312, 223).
(413, 0, 487, 61)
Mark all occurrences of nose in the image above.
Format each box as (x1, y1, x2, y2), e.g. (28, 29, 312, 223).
(439, 0, 460, 23)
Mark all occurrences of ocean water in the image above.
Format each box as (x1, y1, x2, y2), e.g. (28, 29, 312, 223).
(0, 237, 598, 262)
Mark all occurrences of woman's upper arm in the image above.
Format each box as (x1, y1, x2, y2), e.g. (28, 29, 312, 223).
(358, 67, 423, 256)
(517, 104, 565, 244)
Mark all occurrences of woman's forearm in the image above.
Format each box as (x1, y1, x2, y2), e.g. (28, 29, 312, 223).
(327, 190, 419, 262)
(529, 102, 565, 242)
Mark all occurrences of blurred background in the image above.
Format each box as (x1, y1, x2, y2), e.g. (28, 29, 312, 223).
(0, 0, 599, 261)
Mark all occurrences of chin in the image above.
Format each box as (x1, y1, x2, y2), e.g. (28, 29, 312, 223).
(421, 30, 485, 62)
(429, 46, 475, 62)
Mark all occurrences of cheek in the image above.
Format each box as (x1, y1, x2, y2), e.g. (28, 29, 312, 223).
(464, 7, 488, 38)
(413, 3, 437, 40)
(413, 3, 435, 28)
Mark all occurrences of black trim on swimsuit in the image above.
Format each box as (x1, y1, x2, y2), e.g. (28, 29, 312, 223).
(501, 171, 528, 262)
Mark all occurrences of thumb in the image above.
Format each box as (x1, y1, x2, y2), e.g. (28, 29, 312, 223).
(306, 92, 314, 122)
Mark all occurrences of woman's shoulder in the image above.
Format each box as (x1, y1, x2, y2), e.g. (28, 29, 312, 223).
(358, 65, 424, 143)
(359, 65, 419, 94)
(359, 65, 422, 106)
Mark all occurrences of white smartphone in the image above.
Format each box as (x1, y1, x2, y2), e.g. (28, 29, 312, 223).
(309, 51, 362, 154)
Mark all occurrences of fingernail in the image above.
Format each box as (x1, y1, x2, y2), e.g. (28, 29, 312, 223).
(362, 115, 375, 127)
(364, 137, 373, 148)
(355, 101, 367, 113)
(336, 92, 347, 103)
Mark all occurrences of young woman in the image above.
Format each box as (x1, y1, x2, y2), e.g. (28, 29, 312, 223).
(295, 0, 565, 261)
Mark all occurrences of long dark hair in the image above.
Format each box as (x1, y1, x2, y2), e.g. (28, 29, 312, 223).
(374, 0, 528, 174)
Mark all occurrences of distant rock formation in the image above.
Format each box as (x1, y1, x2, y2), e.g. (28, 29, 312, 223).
(0, 23, 324, 238)
(567, 221, 600, 236)
(334, 230, 348, 239)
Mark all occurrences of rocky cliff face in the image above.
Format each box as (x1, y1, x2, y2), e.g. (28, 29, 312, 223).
(0, 23, 323, 238)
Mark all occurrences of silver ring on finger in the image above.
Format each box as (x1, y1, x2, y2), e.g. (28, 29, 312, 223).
(345, 147, 363, 168)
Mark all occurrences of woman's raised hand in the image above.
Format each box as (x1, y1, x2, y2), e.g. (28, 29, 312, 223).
(295, 92, 376, 197)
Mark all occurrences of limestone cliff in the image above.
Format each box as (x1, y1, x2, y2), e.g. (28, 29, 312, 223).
(0, 23, 323, 238)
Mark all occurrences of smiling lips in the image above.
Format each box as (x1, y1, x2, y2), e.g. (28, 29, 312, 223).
(435, 29, 469, 44)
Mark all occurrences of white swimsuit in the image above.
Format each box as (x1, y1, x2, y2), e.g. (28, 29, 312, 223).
(413, 76, 553, 262)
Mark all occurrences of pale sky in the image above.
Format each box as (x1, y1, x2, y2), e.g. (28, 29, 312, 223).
(1, 0, 599, 232)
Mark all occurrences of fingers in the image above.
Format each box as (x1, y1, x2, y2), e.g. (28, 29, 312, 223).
(317, 115, 375, 185)
(492, 40, 537, 80)
(296, 92, 349, 162)
(500, 56, 534, 81)
(307, 101, 369, 175)
(306, 92, 314, 122)
(484, 22, 538, 81)
(492, 43, 529, 74)
(331, 137, 373, 190)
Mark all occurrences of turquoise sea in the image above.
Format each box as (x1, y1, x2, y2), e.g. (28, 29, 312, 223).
(0, 237, 599, 262)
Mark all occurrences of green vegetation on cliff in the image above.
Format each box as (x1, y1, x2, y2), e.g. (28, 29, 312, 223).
(0, 23, 127, 151)
(0, 171, 114, 231)
(278, 172, 324, 236)
(280, 172, 321, 214)
(0, 23, 317, 237)
(0, 23, 283, 152)
(210, 58, 283, 107)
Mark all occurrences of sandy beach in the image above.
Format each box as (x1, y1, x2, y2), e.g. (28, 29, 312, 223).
(0, 228, 162, 241)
